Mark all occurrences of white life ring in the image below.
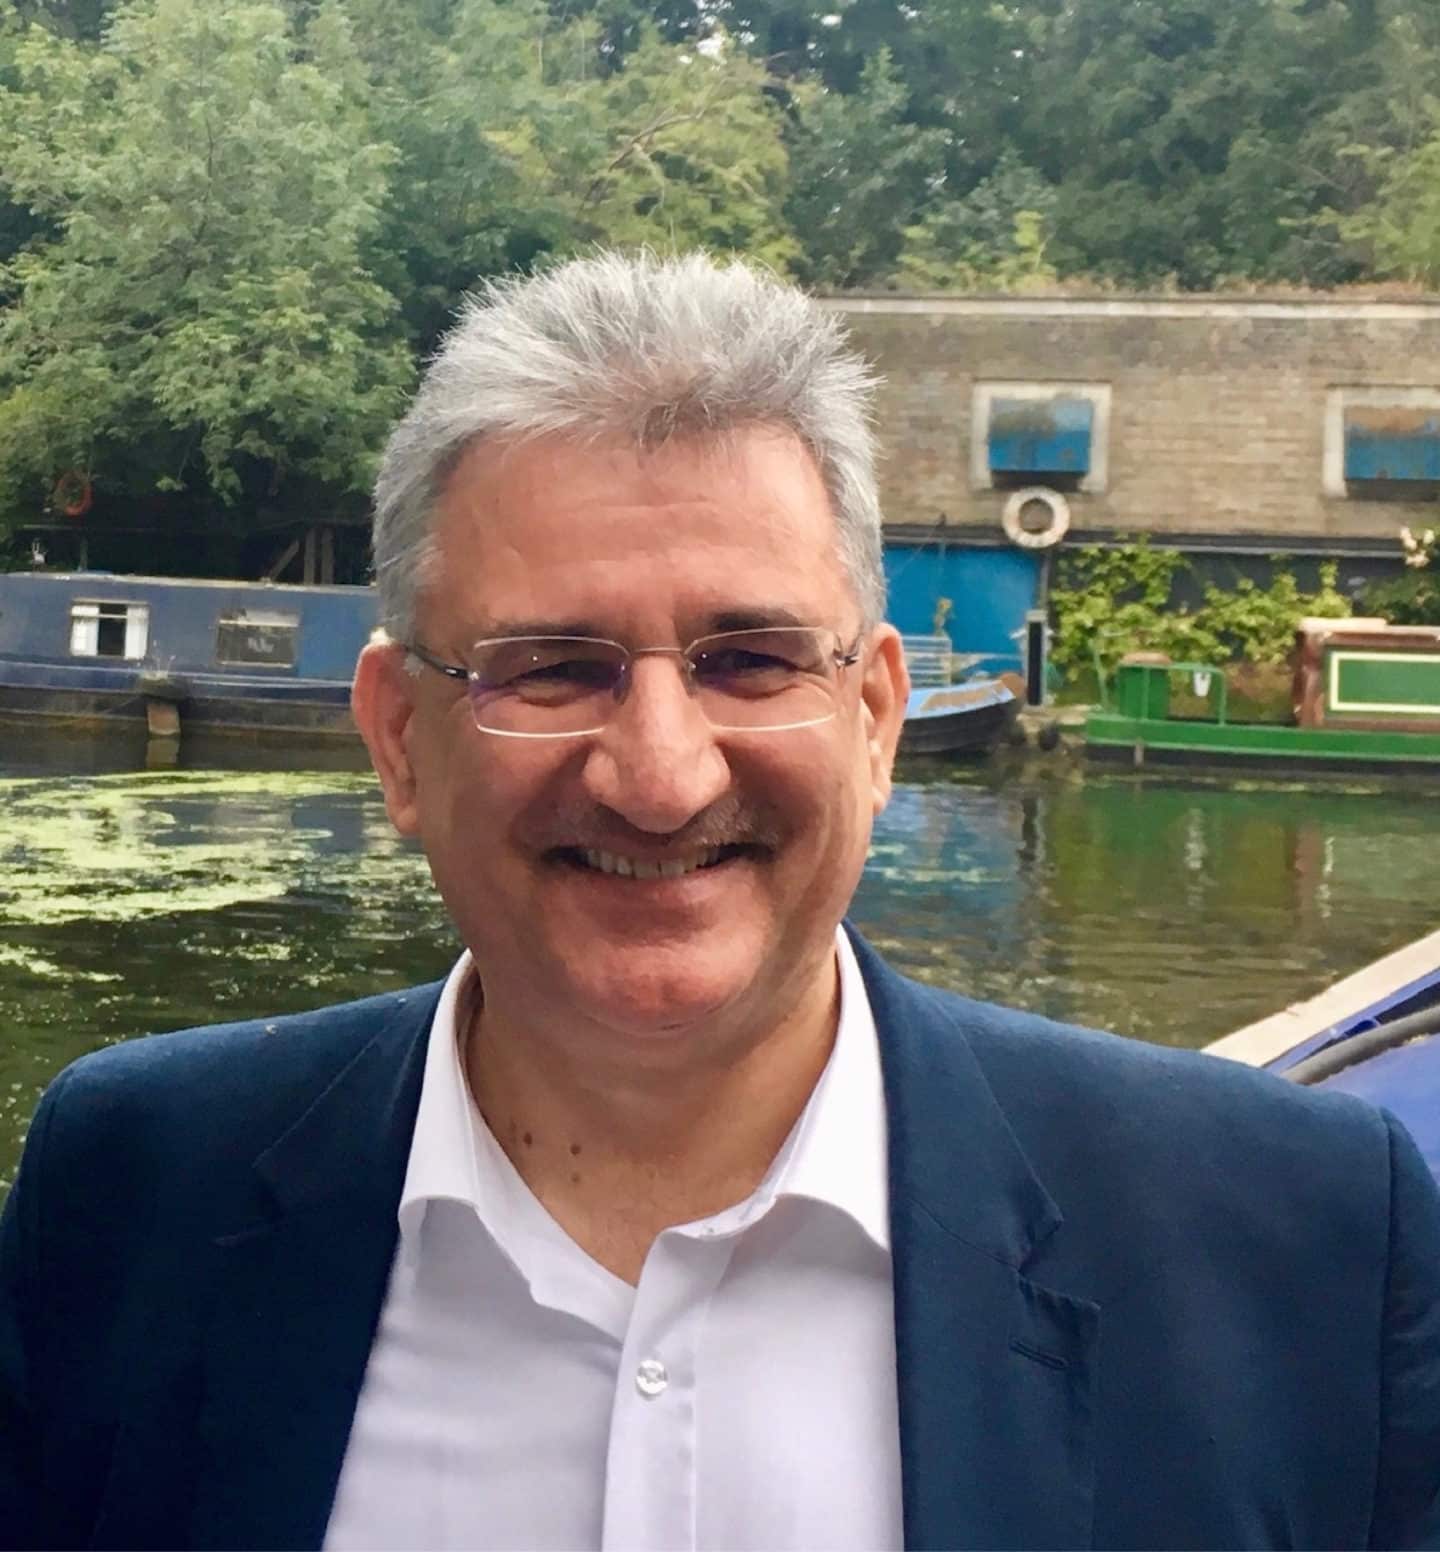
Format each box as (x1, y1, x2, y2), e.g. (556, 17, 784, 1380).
(1001, 486, 1071, 550)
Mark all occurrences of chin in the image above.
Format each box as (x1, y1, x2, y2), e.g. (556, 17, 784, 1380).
(561, 944, 764, 1040)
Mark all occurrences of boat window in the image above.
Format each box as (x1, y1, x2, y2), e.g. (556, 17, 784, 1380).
(70, 601, 149, 660)
(215, 610, 299, 668)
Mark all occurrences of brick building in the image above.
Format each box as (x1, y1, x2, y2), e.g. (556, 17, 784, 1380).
(827, 294, 1440, 670)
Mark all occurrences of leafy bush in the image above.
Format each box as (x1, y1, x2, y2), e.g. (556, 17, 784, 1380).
(1049, 543, 1191, 677)
(1197, 565, 1349, 664)
(1359, 570, 1440, 626)
(1050, 543, 1351, 680)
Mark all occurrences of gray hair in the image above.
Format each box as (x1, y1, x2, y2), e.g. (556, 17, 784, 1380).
(371, 250, 886, 640)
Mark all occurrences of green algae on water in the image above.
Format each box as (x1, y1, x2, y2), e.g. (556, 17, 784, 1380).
(0, 769, 427, 928)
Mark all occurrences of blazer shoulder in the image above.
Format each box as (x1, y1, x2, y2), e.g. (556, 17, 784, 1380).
(26, 982, 444, 1188)
(928, 968, 1391, 1164)
(852, 927, 1406, 1216)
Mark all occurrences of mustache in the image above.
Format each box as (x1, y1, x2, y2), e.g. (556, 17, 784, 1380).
(534, 794, 784, 853)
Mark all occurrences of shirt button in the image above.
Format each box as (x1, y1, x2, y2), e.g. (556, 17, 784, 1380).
(635, 1357, 669, 1398)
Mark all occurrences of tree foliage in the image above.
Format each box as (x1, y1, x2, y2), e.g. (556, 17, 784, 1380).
(0, 0, 411, 529)
(346, 1, 795, 355)
(3, 0, 1440, 554)
(894, 150, 1058, 293)
(783, 49, 943, 289)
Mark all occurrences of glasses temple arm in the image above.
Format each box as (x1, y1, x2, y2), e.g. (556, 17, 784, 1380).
(404, 641, 470, 681)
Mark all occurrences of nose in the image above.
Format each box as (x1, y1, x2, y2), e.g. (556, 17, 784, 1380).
(579, 653, 731, 833)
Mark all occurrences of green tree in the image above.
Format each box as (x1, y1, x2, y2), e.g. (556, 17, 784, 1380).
(11, 0, 115, 41)
(1348, 131, 1440, 285)
(783, 49, 944, 289)
(893, 149, 1058, 292)
(720, 0, 1036, 274)
(0, 0, 411, 537)
(543, 0, 705, 69)
(344, 0, 566, 354)
(345, 2, 795, 356)
(0, 3, 54, 282)
(1287, 9, 1440, 284)
(1315, 14, 1440, 285)
(1016, 0, 1413, 287)
(548, 27, 797, 268)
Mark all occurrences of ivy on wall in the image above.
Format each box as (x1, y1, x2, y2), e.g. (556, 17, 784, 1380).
(1049, 542, 1351, 681)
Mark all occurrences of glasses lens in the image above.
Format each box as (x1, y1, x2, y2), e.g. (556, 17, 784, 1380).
(689, 628, 840, 731)
(468, 637, 626, 734)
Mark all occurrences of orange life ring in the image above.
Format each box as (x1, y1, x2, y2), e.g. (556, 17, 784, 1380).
(53, 471, 93, 518)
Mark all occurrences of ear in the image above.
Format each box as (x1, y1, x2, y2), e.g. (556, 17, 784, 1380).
(352, 640, 423, 837)
(858, 624, 909, 814)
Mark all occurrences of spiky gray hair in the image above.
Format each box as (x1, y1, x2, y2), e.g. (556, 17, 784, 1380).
(371, 251, 886, 640)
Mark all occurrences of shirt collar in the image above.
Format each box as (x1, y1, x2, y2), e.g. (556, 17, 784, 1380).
(767, 927, 890, 1251)
(396, 928, 890, 1255)
(395, 950, 485, 1248)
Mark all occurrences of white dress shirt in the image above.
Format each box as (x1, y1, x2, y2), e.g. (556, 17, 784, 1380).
(325, 929, 902, 1551)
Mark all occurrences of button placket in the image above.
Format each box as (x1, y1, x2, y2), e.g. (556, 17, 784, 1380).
(601, 1230, 734, 1549)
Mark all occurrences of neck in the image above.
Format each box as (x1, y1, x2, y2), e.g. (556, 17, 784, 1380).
(462, 956, 840, 1281)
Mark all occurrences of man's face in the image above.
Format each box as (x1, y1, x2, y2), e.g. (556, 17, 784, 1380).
(355, 427, 907, 1051)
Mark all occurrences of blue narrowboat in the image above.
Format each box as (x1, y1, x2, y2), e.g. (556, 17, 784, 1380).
(899, 680, 1022, 756)
(1208, 927, 1440, 1181)
(0, 571, 377, 736)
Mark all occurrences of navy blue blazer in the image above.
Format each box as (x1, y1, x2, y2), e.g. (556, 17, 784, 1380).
(4, 929, 1440, 1550)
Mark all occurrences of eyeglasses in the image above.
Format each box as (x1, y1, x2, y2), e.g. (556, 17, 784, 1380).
(404, 627, 863, 738)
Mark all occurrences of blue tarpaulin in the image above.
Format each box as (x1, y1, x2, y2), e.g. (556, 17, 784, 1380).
(1344, 408, 1440, 482)
(988, 396, 1093, 475)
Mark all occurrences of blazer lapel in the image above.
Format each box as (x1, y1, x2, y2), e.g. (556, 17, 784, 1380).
(849, 930, 1101, 1552)
(188, 989, 437, 1551)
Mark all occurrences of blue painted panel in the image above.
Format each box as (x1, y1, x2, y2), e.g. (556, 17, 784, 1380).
(1320, 1035, 1440, 1182)
(883, 544, 1040, 674)
(1345, 428, 1440, 481)
(989, 396, 1093, 475)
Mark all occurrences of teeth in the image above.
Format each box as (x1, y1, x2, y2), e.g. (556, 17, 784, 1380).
(580, 846, 726, 878)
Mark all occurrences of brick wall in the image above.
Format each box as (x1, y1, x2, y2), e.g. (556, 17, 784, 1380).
(830, 297, 1440, 549)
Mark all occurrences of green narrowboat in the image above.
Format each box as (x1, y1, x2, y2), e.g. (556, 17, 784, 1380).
(1085, 618, 1440, 774)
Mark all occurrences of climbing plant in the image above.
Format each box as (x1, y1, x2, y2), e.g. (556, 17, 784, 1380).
(1050, 543, 1351, 680)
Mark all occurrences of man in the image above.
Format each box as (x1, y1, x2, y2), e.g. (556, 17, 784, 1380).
(3, 252, 1439, 1552)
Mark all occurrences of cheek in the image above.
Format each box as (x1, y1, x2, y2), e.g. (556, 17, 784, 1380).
(790, 739, 874, 864)
(405, 715, 496, 852)
(426, 740, 575, 864)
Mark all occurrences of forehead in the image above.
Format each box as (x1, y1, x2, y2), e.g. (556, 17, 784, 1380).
(423, 428, 855, 635)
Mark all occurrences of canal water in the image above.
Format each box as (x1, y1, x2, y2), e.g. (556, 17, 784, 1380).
(2, 731, 1436, 1189)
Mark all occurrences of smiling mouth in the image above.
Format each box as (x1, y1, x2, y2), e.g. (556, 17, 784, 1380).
(552, 843, 757, 880)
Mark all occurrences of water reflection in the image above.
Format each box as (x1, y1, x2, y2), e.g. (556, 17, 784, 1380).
(1, 733, 1436, 1188)
(852, 769, 1436, 1046)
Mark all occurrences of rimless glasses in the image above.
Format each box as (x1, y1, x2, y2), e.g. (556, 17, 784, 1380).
(404, 627, 863, 738)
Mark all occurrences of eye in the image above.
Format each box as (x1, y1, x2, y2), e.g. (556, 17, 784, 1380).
(692, 632, 820, 696)
(472, 640, 622, 701)
(515, 657, 613, 690)
(699, 646, 792, 678)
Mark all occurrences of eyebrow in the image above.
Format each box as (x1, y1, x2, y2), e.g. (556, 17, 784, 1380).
(708, 607, 811, 633)
(470, 607, 816, 641)
(471, 619, 608, 640)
